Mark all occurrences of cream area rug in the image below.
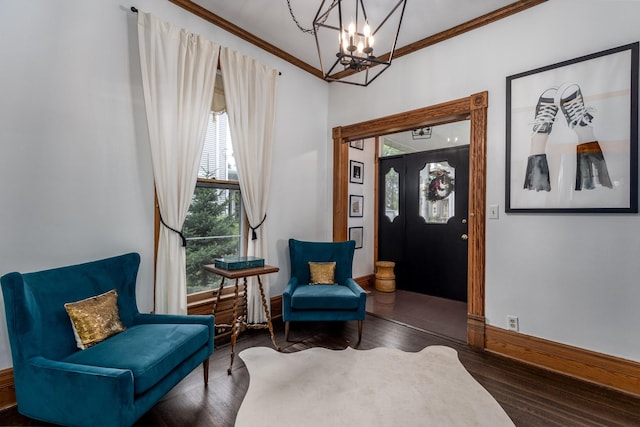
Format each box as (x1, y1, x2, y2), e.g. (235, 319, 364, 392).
(236, 345, 514, 427)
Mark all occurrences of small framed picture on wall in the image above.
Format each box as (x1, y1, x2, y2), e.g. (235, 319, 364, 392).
(348, 226, 363, 249)
(349, 195, 364, 217)
(349, 139, 364, 150)
(350, 160, 364, 184)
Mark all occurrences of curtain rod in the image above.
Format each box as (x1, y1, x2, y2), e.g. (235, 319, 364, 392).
(129, 6, 281, 76)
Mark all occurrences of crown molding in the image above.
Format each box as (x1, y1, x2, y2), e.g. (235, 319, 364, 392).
(168, 0, 323, 78)
(170, 0, 546, 82)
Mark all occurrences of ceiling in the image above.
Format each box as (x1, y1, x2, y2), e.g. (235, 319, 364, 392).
(173, 0, 545, 81)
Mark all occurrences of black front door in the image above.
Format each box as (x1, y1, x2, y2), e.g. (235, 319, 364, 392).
(378, 146, 469, 301)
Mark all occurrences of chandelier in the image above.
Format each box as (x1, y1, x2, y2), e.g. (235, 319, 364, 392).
(312, 0, 407, 86)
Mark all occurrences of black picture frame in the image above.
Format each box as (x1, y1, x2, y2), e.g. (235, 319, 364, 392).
(350, 139, 364, 150)
(350, 160, 364, 184)
(349, 194, 364, 217)
(506, 42, 638, 213)
(348, 226, 363, 249)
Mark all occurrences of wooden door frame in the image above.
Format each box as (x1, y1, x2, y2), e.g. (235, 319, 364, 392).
(332, 92, 488, 349)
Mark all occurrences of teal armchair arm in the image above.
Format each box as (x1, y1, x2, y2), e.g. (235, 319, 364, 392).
(344, 278, 367, 317)
(283, 276, 299, 296)
(21, 357, 136, 426)
(344, 277, 366, 296)
(282, 277, 299, 322)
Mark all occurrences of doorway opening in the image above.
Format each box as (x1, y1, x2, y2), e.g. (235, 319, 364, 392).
(373, 121, 470, 341)
(332, 93, 488, 348)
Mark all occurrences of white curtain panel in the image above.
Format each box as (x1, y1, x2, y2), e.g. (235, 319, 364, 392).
(138, 11, 220, 314)
(220, 47, 279, 323)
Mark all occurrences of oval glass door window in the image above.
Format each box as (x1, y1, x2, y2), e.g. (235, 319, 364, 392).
(385, 167, 399, 222)
(419, 161, 455, 224)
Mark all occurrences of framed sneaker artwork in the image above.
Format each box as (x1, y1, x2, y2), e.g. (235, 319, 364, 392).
(506, 42, 638, 213)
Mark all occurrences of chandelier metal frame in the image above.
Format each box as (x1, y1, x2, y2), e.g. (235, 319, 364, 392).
(312, 0, 407, 86)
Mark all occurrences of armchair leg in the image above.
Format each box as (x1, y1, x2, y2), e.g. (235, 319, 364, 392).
(203, 359, 209, 386)
(357, 320, 363, 344)
(285, 321, 290, 341)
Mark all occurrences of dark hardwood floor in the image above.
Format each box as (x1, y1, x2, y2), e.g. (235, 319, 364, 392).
(366, 289, 467, 342)
(2, 314, 639, 426)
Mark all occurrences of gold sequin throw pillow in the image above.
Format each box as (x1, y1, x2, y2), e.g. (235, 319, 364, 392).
(64, 289, 126, 350)
(309, 261, 337, 285)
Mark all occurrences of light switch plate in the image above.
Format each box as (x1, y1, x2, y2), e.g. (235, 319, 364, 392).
(488, 204, 499, 219)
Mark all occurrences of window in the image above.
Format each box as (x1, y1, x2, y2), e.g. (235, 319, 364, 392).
(183, 112, 243, 296)
(419, 161, 455, 224)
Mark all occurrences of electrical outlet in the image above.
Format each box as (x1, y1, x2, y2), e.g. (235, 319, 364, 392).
(489, 204, 499, 219)
(507, 315, 519, 332)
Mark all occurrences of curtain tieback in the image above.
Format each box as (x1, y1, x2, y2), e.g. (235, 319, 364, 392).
(249, 214, 267, 240)
(158, 211, 187, 247)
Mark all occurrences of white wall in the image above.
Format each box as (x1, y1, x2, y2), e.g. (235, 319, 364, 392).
(328, 0, 640, 362)
(0, 0, 329, 370)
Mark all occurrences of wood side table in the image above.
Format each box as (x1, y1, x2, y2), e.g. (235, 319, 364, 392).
(203, 264, 280, 374)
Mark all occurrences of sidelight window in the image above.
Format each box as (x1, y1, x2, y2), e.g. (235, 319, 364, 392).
(384, 167, 400, 221)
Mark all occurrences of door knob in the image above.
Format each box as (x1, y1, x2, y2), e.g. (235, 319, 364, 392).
(461, 234, 468, 240)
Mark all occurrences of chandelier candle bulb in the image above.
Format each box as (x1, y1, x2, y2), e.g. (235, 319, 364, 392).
(363, 23, 372, 52)
(348, 21, 356, 50)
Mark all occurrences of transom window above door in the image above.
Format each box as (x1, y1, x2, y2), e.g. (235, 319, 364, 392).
(380, 121, 470, 157)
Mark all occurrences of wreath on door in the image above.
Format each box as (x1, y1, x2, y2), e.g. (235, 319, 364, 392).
(425, 169, 455, 202)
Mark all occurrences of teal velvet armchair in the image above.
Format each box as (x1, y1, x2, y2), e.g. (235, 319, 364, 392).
(282, 239, 366, 342)
(1, 253, 214, 427)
